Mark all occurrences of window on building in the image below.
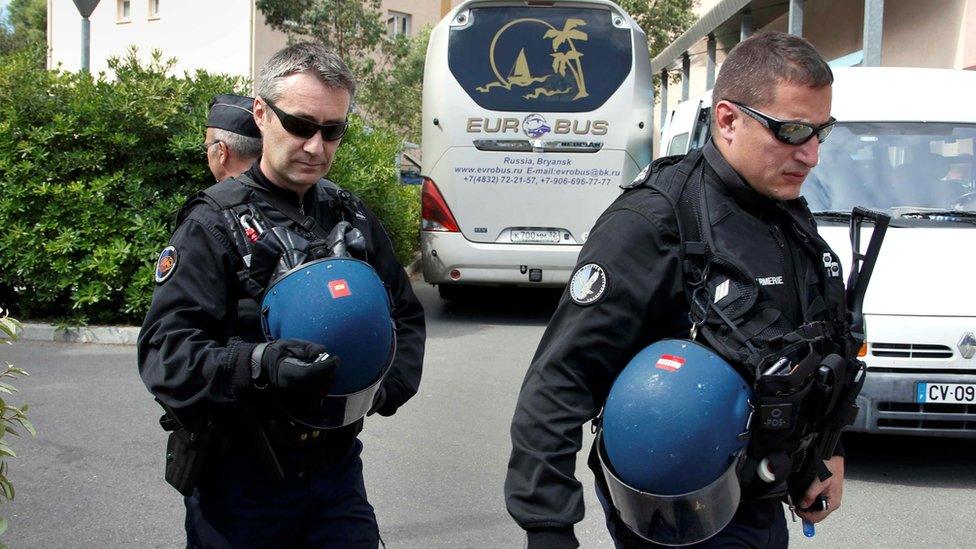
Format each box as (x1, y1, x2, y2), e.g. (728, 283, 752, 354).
(387, 11, 411, 37)
(148, 0, 160, 19)
(117, 0, 131, 22)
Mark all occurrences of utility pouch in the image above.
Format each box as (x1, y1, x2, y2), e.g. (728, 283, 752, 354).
(164, 427, 213, 497)
(750, 351, 821, 451)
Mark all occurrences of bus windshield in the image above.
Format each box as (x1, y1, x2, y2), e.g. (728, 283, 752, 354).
(803, 122, 976, 214)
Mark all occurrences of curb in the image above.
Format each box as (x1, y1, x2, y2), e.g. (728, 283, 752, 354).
(9, 253, 424, 347)
(13, 323, 141, 346)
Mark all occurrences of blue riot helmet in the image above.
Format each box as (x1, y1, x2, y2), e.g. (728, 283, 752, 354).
(597, 339, 753, 546)
(261, 256, 395, 429)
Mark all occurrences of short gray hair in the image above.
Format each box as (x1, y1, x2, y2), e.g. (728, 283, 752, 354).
(256, 42, 357, 105)
(212, 128, 262, 160)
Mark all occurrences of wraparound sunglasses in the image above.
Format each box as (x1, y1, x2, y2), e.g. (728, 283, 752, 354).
(729, 100, 835, 146)
(264, 99, 349, 141)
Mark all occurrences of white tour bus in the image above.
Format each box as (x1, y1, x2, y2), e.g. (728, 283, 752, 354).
(660, 67, 976, 438)
(420, 0, 652, 297)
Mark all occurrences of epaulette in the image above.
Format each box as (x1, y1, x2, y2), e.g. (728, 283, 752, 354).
(620, 154, 687, 190)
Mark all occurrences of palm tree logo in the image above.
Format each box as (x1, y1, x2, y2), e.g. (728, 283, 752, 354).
(476, 17, 589, 101)
(545, 18, 589, 100)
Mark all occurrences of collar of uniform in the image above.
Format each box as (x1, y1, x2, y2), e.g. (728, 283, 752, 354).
(244, 160, 315, 212)
(702, 140, 780, 213)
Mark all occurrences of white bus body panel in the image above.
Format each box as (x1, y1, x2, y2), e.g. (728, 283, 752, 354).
(421, 0, 652, 287)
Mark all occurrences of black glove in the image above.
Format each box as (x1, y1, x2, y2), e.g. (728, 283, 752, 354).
(250, 339, 340, 394)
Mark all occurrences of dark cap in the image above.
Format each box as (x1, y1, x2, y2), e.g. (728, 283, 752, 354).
(207, 94, 261, 138)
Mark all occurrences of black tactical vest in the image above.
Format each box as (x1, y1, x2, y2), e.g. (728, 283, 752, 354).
(627, 147, 859, 501)
(175, 175, 369, 342)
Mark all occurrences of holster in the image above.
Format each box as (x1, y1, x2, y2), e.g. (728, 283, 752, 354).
(164, 426, 214, 497)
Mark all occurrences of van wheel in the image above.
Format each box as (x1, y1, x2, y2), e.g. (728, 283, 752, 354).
(437, 284, 470, 300)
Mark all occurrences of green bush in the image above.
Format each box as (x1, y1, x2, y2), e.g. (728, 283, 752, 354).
(330, 118, 420, 267)
(0, 47, 419, 325)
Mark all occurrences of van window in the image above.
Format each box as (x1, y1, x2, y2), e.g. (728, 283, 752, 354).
(691, 108, 711, 150)
(449, 6, 633, 113)
(804, 122, 976, 213)
(667, 133, 689, 155)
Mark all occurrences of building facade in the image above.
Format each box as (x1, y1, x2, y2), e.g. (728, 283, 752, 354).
(48, 0, 464, 82)
(653, 0, 976, 148)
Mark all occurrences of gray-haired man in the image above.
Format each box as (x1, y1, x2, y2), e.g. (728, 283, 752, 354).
(139, 43, 425, 547)
(204, 94, 263, 181)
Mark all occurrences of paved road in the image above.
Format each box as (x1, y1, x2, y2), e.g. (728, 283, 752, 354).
(3, 280, 975, 547)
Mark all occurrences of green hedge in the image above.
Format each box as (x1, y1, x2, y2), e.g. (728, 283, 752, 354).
(0, 47, 419, 325)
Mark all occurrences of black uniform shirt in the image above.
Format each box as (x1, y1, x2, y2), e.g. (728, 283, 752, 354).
(137, 161, 425, 432)
(505, 142, 838, 547)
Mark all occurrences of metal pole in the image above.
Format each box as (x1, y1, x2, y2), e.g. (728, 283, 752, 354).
(81, 17, 91, 73)
(681, 52, 690, 100)
(706, 33, 716, 89)
(741, 8, 753, 41)
(660, 69, 669, 127)
(863, 0, 884, 66)
(788, 0, 804, 37)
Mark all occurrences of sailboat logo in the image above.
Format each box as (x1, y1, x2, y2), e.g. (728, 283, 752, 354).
(476, 18, 590, 101)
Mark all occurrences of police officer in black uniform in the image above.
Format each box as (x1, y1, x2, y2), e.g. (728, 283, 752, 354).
(204, 94, 262, 182)
(138, 42, 425, 548)
(505, 33, 848, 548)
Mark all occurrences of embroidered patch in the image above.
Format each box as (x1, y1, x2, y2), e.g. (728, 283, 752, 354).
(154, 246, 178, 284)
(632, 163, 650, 184)
(569, 263, 608, 306)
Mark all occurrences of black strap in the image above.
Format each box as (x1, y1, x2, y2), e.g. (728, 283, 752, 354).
(233, 173, 332, 240)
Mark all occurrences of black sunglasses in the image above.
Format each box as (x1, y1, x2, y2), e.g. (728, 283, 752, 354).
(729, 101, 835, 146)
(264, 99, 349, 141)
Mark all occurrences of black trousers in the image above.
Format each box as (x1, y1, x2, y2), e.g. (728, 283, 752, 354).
(184, 438, 379, 548)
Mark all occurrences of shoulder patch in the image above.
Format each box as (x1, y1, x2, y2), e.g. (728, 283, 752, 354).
(621, 163, 652, 189)
(154, 246, 178, 284)
(569, 263, 609, 306)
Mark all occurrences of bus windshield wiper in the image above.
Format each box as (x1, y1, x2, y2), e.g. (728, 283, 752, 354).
(897, 209, 976, 222)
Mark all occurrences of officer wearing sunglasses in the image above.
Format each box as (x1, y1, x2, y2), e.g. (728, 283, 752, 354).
(507, 32, 850, 549)
(138, 42, 425, 547)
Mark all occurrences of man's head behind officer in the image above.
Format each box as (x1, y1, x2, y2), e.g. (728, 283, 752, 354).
(253, 42, 355, 195)
(711, 32, 834, 201)
(205, 94, 262, 181)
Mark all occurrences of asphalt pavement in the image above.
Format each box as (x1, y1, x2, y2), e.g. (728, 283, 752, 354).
(2, 279, 975, 547)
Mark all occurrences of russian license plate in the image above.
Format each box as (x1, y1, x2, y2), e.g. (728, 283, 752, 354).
(510, 229, 561, 243)
(915, 382, 976, 404)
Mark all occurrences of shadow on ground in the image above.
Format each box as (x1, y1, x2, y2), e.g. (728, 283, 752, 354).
(426, 285, 564, 327)
(843, 432, 976, 489)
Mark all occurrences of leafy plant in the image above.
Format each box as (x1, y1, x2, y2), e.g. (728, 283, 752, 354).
(0, 45, 420, 325)
(616, 0, 698, 90)
(0, 308, 33, 543)
(357, 26, 431, 144)
(330, 117, 420, 265)
(256, 0, 386, 76)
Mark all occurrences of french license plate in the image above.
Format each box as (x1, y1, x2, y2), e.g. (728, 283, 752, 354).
(510, 229, 561, 244)
(915, 382, 976, 404)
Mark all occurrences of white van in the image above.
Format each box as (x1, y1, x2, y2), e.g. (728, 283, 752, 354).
(420, 0, 652, 297)
(660, 67, 976, 438)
